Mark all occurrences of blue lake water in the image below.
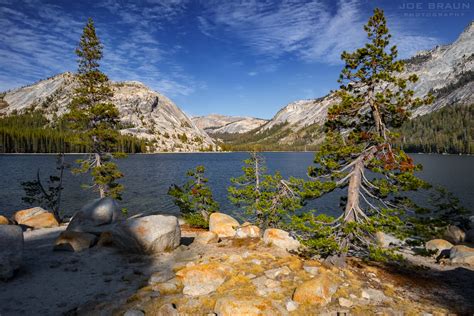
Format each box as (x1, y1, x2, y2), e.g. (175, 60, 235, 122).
(0, 153, 473, 219)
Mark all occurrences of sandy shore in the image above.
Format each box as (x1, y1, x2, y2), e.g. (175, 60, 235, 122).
(0, 226, 192, 315)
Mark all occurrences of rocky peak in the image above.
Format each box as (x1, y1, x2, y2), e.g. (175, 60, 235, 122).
(1, 73, 216, 152)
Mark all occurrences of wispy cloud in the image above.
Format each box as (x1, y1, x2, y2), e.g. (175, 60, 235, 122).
(0, 0, 199, 97)
(96, 0, 200, 97)
(198, 0, 441, 64)
(0, 1, 82, 91)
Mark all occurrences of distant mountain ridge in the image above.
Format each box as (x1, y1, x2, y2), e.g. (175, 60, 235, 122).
(192, 114, 268, 134)
(218, 22, 474, 149)
(0, 72, 216, 152)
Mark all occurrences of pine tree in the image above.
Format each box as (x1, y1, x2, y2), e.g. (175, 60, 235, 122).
(228, 152, 303, 230)
(21, 154, 67, 222)
(168, 165, 219, 228)
(297, 9, 433, 260)
(65, 18, 125, 199)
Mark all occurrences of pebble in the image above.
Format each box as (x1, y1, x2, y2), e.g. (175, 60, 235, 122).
(251, 259, 262, 265)
(286, 300, 299, 312)
(339, 297, 353, 307)
(303, 265, 319, 275)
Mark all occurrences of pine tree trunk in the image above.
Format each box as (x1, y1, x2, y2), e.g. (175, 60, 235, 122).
(95, 152, 105, 198)
(343, 158, 363, 222)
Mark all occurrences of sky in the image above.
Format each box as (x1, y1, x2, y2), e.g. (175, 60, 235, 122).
(0, 0, 472, 119)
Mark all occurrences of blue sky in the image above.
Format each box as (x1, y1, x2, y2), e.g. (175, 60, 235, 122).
(0, 0, 472, 119)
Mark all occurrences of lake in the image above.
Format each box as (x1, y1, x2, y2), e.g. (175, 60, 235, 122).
(0, 153, 473, 219)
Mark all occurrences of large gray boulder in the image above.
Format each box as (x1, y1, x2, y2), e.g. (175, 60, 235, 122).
(112, 215, 181, 254)
(0, 225, 24, 280)
(67, 198, 121, 234)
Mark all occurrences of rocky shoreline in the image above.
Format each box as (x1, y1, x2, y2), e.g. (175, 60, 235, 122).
(1, 201, 474, 315)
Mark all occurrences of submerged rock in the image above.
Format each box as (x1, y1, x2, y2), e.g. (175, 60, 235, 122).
(14, 207, 59, 229)
(450, 245, 474, 266)
(54, 231, 97, 252)
(0, 225, 23, 280)
(263, 228, 300, 252)
(67, 198, 121, 234)
(209, 213, 239, 238)
(112, 215, 180, 254)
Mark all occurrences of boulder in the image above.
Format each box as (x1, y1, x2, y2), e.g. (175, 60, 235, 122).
(450, 245, 474, 266)
(176, 262, 232, 296)
(235, 222, 261, 238)
(209, 213, 239, 238)
(0, 215, 10, 225)
(292, 272, 340, 306)
(67, 197, 121, 234)
(54, 231, 97, 252)
(425, 239, 453, 255)
(192, 231, 219, 244)
(214, 295, 280, 316)
(14, 207, 59, 229)
(22, 212, 59, 229)
(443, 225, 465, 244)
(112, 215, 181, 254)
(14, 206, 47, 223)
(263, 228, 300, 252)
(375, 231, 401, 248)
(0, 225, 23, 280)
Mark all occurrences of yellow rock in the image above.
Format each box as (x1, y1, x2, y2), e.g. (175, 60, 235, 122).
(263, 228, 300, 251)
(209, 213, 239, 238)
(292, 272, 340, 306)
(193, 231, 219, 244)
(0, 215, 9, 225)
(22, 212, 59, 229)
(236, 223, 261, 238)
(425, 239, 453, 255)
(214, 295, 282, 316)
(176, 262, 232, 296)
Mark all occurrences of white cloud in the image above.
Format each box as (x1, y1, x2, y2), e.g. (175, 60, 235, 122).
(248, 71, 258, 76)
(198, 0, 441, 64)
(0, 0, 198, 97)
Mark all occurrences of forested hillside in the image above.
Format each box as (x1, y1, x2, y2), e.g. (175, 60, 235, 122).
(396, 103, 473, 154)
(0, 111, 147, 153)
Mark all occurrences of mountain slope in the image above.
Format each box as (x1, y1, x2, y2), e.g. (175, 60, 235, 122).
(223, 22, 473, 149)
(192, 114, 267, 134)
(1, 73, 216, 152)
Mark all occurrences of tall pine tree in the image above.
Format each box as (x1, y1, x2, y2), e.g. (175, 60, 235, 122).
(65, 18, 125, 199)
(300, 9, 433, 260)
